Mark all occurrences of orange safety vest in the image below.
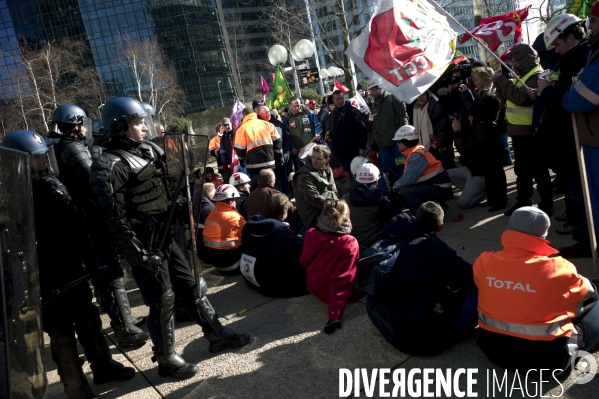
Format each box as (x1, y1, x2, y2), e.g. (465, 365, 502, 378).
(209, 134, 222, 151)
(402, 145, 444, 183)
(474, 230, 594, 341)
(203, 201, 246, 249)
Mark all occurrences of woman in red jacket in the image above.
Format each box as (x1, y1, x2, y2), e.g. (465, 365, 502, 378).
(300, 199, 362, 334)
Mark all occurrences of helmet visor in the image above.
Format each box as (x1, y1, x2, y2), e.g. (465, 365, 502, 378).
(80, 117, 93, 140)
(30, 146, 59, 180)
(125, 114, 158, 142)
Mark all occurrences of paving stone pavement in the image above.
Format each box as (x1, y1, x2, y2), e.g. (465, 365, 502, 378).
(42, 163, 599, 398)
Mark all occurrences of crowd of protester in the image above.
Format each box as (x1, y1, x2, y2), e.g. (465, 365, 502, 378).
(195, 10, 599, 376)
(6, 10, 599, 397)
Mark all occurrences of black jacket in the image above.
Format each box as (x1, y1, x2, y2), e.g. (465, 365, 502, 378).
(342, 181, 401, 248)
(241, 216, 307, 297)
(366, 213, 476, 355)
(325, 101, 367, 162)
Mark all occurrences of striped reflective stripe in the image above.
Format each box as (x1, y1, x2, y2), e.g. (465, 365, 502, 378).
(234, 143, 247, 150)
(416, 167, 444, 183)
(506, 107, 533, 115)
(478, 311, 567, 337)
(246, 138, 274, 150)
(246, 160, 275, 169)
(574, 81, 599, 106)
(204, 239, 240, 248)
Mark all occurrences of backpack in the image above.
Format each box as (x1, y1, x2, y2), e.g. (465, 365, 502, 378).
(354, 238, 405, 296)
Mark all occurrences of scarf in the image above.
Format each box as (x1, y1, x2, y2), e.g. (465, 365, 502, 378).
(316, 215, 352, 235)
(413, 104, 433, 150)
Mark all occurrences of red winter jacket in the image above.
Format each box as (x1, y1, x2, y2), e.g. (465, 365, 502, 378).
(300, 228, 360, 320)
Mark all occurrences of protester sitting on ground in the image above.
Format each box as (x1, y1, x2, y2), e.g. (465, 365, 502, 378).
(365, 202, 477, 355)
(293, 144, 338, 229)
(199, 184, 246, 274)
(329, 157, 351, 197)
(300, 199, 361, 334)
(474, 207, 599, 372)
(390, 125, 453, 214)
(229, 172, 251, 218)
(197, 182, 216, 234)
(343, 163, 402, 250)
(240, 192, 308, 298)
(205, 167, 223, 188)
(245, 168, 299, 223)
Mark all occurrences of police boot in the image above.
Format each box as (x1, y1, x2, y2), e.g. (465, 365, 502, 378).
(75, 304, 135, 385)
(111, 277, 149, 347)
(90, 360, 136, 385)
(193, 277, 250, 353)
(150, 289, 198, 379)
(50, 331, 96, 399)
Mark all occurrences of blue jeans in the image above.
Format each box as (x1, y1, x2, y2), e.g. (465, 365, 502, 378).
(581, 299, 599, 351)
(584, 146, 599, 244)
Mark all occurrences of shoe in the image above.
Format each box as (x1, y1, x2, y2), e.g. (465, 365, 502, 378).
(558, 242, 593, 258)
(503, 201, 531, 217)
(91, 360, 135, 385)
(555, 212, 567, 222)
(537, 202, 554, 217)
(488, 201, 509, 212)
(110, 321, 149, 348)
(556, 223, 578, 235)
(205, 327, 251, 354)
(157, 362, 199, 379)
(478, 200, 493, 207)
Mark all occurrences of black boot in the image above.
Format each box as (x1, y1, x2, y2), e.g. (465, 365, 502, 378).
(50, 330, 96, 399)
(205, 327, 251, 354)
(110, 277, 150, 347)
(91, 360, 135, 385)
(150, 289, 198, 379)
(503, 201, 530, 216)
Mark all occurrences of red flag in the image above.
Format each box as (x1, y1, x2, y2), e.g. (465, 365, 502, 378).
(334, 77, 349, 94)
(459, 6, 530, 53)
(452, 55, 468, 65)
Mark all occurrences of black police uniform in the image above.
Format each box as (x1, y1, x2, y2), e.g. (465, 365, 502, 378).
(54, 134, 149, 347)
(90, 136, 248, 378)
(34, 176, 133, 398)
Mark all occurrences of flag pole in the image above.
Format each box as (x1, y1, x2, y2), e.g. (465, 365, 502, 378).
(430, 0, 530, 90)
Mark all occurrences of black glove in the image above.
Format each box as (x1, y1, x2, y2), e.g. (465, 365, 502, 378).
(324, 319, 342, 334)
(140, 252, 163, 275)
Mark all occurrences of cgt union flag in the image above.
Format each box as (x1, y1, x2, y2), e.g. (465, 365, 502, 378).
(346, 0, 461, 103)
(459, 6, 531, 52)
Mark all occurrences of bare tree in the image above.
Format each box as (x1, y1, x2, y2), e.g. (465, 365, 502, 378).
(117, 36, 188, 124)
(0, 39, 102, 134)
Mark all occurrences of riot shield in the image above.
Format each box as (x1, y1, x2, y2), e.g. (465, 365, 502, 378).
(0, 147, 47, 399)
(163, 133, 209, 282)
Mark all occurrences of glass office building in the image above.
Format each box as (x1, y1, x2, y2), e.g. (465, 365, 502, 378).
(0, 0, 235, 113)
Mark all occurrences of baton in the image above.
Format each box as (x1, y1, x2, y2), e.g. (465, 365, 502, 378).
(42, 274, 91, 307)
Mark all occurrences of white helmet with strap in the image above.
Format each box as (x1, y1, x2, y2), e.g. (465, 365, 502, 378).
(392, 125, 419, 142)
(544, 14, 582, 50)
(355, 163, 380, 184)
(229, 172, 250, 186)
(213, 184, 240, 201)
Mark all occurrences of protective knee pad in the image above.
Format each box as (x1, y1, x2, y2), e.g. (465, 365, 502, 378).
(50, 329, 89, 396)
(193, 277, 222, 333)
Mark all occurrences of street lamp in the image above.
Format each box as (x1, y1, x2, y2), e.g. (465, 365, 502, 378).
(217, 80, 224, 108)
(268, 39, 325, 98)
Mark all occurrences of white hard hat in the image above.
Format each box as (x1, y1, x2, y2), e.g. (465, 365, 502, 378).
(213, 184, 240, 201)
(229, 172, 250, 186)
(356, 163, 380, 184)
(350, 156, 369, 176)
(544, 14, 582, 50)
(392, 125, 418, 142)
(367, 80, 379, 90)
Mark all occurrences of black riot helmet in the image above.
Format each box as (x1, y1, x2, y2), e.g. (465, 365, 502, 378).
(49, 104, 92, 140)
(100, 97, 158, 143)
(0, 130, 59, 179)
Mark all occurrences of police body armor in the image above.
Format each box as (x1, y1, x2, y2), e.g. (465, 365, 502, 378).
(53, 138, 93, 204)
(0, 147, 47, 398)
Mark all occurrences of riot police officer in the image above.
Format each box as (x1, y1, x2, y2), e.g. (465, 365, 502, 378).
(49, 104, 149, 348)
(1, 131, 135, 399)
(90, 97, 250, 379)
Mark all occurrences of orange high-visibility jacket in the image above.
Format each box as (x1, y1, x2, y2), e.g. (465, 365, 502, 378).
(402, 145, 444, 183)
(209, 134, 222, 151)
(203, 201, 246, 249)
(233, 113, 281, 170)
(474, 230, 595, 341)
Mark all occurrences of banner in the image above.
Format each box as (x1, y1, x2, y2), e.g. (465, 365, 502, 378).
(334, 77, 349, 93)
(229, 98, 245, 129)
(566, 0, 598, 18)
(459, 6, 530, 53)
(349, 94, 370, 114)
(345, 0, 461, 103)
(260, 75, 269, 104)
(266, 64, 293, 110)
